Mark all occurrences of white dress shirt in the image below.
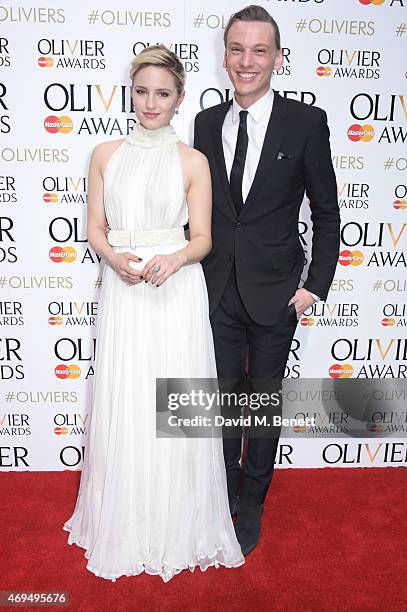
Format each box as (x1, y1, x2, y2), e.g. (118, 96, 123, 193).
(222, 87, 319, 303)
(222, 88, 274, 203)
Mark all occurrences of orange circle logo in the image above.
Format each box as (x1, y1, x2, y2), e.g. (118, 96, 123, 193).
(300, 316, 315, 327)
(316, 66, 332, 77)
(38, 56, 54, 68)
(54, 364, 81, 379)
(48, 316, 63, 325)
(368, 423, 384, 433)
(347, 124, 375, 142)
(393, 200, 407, 210)
(54, 426, 68, 435)
(329, 363, 354, 378)
(338, 250, 364, 266)
(359, 0, 385, 5)
(43, 193, 59, 203)
(44, 115, 73, 134)
(381, 317, 396, 327)
(49, 246, 77, 263)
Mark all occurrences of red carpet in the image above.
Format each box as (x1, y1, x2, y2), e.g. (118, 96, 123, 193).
(2, 468, 406, 611)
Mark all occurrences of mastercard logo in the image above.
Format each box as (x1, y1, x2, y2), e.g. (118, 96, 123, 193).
(368, 423, 384, 432)
(316, 66, 332, 77)
(381, 317, 396, 327)
(43, 193, 59, 203)
(54, 426, 68, 435)
(38, 56, 54, 68)
(347, 124, 375, 142)
(44, 115, 73, 134)
(49, 246, 77, 263)
(55, 364, 81, 379)
(293, 424, 308, 433)
(338, 250, 364, 266)
(300, 317, 315, 327)
(48, 316, 63, 325)
(359, 0, 384, 5)
(328, 363, 354, 378)
(393, 200, 407, 210)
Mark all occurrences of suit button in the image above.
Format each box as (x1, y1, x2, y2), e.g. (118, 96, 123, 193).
(236, 222, 241, 229)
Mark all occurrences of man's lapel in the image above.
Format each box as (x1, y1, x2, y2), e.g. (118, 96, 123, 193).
(240, 91, 288, 218)
(209, 100, 237, 219)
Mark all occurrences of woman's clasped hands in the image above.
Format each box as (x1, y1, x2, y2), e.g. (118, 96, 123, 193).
(113, 251, 185, 287)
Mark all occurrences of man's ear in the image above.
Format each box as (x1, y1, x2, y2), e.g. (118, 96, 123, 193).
(274, 48, 283, 73)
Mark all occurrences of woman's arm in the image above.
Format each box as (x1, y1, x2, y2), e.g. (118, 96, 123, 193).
(87, 143, 115, 268)
(178, 146, 212, 265)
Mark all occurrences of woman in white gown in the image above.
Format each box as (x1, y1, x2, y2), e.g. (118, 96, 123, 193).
(63, 45, 244, 582)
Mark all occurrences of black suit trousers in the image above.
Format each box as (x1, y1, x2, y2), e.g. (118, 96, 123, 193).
(210, 265, 299, 506)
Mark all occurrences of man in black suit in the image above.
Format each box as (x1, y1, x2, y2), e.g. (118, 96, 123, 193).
(193, 6, 340, 556)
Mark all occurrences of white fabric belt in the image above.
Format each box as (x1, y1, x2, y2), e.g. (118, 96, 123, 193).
(107, 227, 185, 248)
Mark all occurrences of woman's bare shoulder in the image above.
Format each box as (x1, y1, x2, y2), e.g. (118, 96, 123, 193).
(176, 141, 210, 191)
(91, 138, 126, 174)
(177, 141, 208, 169)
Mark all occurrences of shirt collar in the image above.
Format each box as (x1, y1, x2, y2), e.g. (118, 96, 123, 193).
(231, 88, 274, 124)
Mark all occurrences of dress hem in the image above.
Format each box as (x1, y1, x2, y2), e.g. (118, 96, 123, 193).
(63, 524, 245, 583)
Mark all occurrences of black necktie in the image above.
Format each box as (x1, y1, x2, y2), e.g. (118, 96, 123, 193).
(229, 110, 248, 216)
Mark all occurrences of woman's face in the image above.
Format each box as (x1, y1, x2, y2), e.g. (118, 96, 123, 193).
(131, 65, 184, 129)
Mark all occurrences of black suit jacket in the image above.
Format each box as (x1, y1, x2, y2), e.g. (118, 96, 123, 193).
(194, 91, 340, 326)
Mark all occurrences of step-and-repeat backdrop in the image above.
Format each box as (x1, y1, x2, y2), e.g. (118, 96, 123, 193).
(1, 0, 406, 470)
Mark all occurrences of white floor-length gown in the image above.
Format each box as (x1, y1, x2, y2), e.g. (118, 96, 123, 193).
(63, 123, 244, 582)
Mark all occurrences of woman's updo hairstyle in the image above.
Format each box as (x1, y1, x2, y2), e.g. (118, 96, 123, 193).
(130, 44, 185, 95)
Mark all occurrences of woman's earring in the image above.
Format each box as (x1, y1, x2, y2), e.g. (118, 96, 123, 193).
(175, 108, 179, 114)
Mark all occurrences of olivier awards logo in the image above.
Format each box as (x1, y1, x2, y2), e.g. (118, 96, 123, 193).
(48, 217, 100, 264)
(48, 301, 98, 326)
(37, 39, 106, 70)
(42, 176, 87, 205)
(302, 303, 359, 328)
(348, 94, 407, 144)
(338, 182, 370, 210)
(339, 222, 407, 268)
(54, 413, 88, 436)
(54, 337, 96, 379)
(43, 83, 137, 136)
(316, 49, 381, 80)
(329, 338, 407, 378)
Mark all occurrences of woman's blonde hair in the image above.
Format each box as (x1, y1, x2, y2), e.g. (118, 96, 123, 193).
(130, 44, 185, 95)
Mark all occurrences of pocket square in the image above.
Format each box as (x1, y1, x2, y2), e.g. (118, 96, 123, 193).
(277, 151, 292, 160)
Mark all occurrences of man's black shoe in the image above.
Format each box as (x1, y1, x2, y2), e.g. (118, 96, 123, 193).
(234, 503, 264, 556)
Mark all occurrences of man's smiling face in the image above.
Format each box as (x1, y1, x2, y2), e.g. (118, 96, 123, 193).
(223, 20, 283, 108)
